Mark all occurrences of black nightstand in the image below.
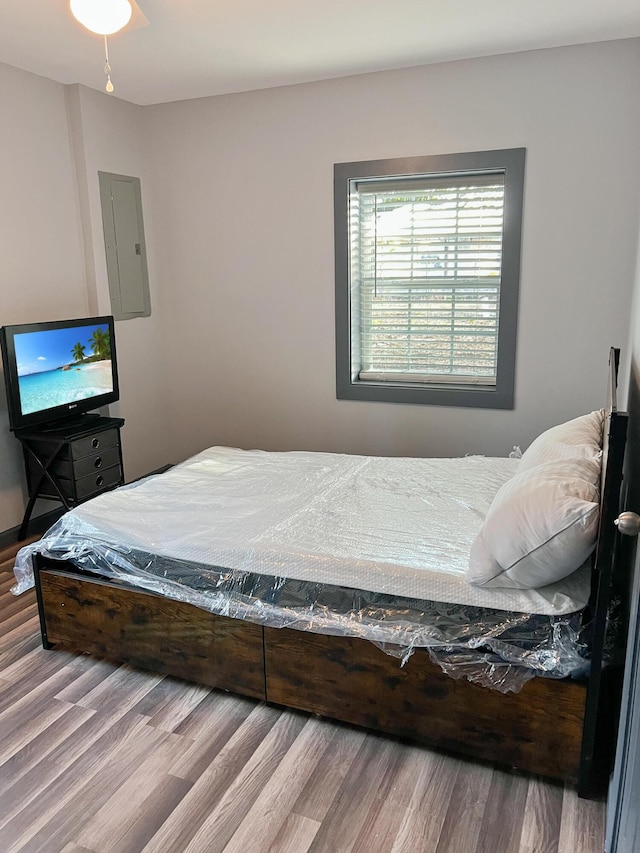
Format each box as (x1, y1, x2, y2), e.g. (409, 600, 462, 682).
(15, 415, 125, 539)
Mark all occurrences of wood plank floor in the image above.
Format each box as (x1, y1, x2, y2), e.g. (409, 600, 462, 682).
(0, 543, 606, 853)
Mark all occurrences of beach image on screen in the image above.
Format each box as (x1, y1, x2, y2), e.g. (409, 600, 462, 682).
(15, 323, 114, 416)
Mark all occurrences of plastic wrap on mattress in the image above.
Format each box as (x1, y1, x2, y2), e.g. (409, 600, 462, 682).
(13, 447, 591, 616)
(13, 519, 590, 693)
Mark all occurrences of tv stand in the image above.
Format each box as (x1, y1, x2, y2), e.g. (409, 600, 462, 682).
(15, 416, 125, 540)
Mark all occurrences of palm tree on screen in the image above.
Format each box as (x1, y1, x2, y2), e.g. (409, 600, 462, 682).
(71, 342, 86, 363)
(89, 328, 111, 360)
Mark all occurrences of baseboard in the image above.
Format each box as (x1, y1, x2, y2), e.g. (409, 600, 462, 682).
(0, 507, 66, 549)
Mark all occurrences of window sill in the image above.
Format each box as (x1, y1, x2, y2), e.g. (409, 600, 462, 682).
(337, 378, 514, 409)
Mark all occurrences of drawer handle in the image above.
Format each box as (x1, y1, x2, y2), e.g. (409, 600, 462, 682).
(96, 475, 104, 487)
(94, 457, 103, 469)
(91, 438, 100, 449)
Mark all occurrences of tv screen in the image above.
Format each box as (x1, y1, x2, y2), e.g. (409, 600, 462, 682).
(0, 316, 119, 431)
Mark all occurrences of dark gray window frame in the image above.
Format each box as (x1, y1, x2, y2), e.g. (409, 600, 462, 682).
(334, 148, 525, 409)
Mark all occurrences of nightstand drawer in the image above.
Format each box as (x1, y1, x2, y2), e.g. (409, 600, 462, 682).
(28, 462, 123, 503)
(73, 464, 123, 501)
(36, 444, 122, 481)
(71, 429, 119, 459)
(71, 446, 121, 479)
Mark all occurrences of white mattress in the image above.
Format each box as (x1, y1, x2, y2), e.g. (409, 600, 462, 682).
(57, 446, 591, 616)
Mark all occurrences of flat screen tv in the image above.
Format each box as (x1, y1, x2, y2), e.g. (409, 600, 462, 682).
(0, 315, 119, 431)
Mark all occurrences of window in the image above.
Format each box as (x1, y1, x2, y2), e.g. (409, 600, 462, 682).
(334, 149, 525, 408)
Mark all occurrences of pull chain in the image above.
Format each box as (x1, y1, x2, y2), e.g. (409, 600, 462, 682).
(104, 35, 114, 93)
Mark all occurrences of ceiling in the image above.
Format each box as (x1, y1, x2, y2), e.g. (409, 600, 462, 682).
(1, 0, 639, 106)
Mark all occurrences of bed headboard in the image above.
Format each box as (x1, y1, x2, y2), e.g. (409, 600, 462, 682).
(593, 348, 627, 584)
(580, 346, 629, 796)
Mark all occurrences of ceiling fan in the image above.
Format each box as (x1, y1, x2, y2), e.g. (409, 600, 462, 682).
(69, 0, 148, 92)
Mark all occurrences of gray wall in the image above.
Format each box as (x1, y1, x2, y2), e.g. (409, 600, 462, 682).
(0, 63, 89, 529)
(66, 85, 171, 483)
(0, 68, 171, 531)
(1, 39, 640, 531)
(144, 40, 640, 465)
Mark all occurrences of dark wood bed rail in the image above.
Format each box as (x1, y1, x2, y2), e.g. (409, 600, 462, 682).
(33, 559, 589, 785)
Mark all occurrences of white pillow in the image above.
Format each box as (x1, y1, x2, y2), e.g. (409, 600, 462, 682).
(518, 410, 604, 472)
(467, 458, 600, 589)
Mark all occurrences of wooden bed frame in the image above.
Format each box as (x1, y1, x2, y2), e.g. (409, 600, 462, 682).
(31, 349, 630, 798)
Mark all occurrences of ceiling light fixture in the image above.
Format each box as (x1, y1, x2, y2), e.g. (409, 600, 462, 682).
(70, 0, 133, 93)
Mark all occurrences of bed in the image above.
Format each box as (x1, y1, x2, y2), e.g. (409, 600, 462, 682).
(13, 349, 630, 798)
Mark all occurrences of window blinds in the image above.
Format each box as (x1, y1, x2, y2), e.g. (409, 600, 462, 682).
(349, 172, 506, 387)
